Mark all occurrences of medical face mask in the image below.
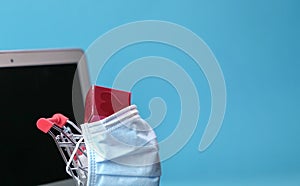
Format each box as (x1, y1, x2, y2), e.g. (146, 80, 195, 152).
(81, 105, 161, 186)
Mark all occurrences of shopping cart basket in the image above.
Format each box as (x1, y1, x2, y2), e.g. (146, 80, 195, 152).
(36, 113, 88, 186)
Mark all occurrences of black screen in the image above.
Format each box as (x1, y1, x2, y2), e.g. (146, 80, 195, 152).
(0, 63, 84, 185)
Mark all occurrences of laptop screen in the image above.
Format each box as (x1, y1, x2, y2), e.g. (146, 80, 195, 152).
(0, 50, 89, 185)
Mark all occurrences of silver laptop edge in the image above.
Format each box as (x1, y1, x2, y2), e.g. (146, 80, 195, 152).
(0, 48, 91, 104)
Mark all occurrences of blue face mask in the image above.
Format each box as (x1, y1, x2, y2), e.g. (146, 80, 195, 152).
(81, 105, 161, 186)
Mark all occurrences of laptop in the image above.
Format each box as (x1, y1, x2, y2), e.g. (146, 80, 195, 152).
(0, 48, 90, 185)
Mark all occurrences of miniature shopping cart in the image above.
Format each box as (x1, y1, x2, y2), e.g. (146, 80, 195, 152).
(36, 113, 88, 186)
(36, 85, 132, 185)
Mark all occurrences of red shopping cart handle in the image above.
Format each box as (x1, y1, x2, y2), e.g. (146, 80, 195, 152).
(36, 118, 54, 133)
(36, 113, 69, 133)
(49, 113, 69, 128)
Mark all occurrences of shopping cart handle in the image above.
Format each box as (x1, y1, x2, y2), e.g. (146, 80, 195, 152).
(36, 113, 69, 133)
(50, 113, 69, 128)
(36, 118, 54, 133)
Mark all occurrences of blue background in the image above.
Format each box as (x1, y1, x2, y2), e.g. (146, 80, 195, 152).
(1, 0, 299, 185)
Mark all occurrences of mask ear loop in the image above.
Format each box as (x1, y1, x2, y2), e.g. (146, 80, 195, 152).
(66, 137, 85, 185)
